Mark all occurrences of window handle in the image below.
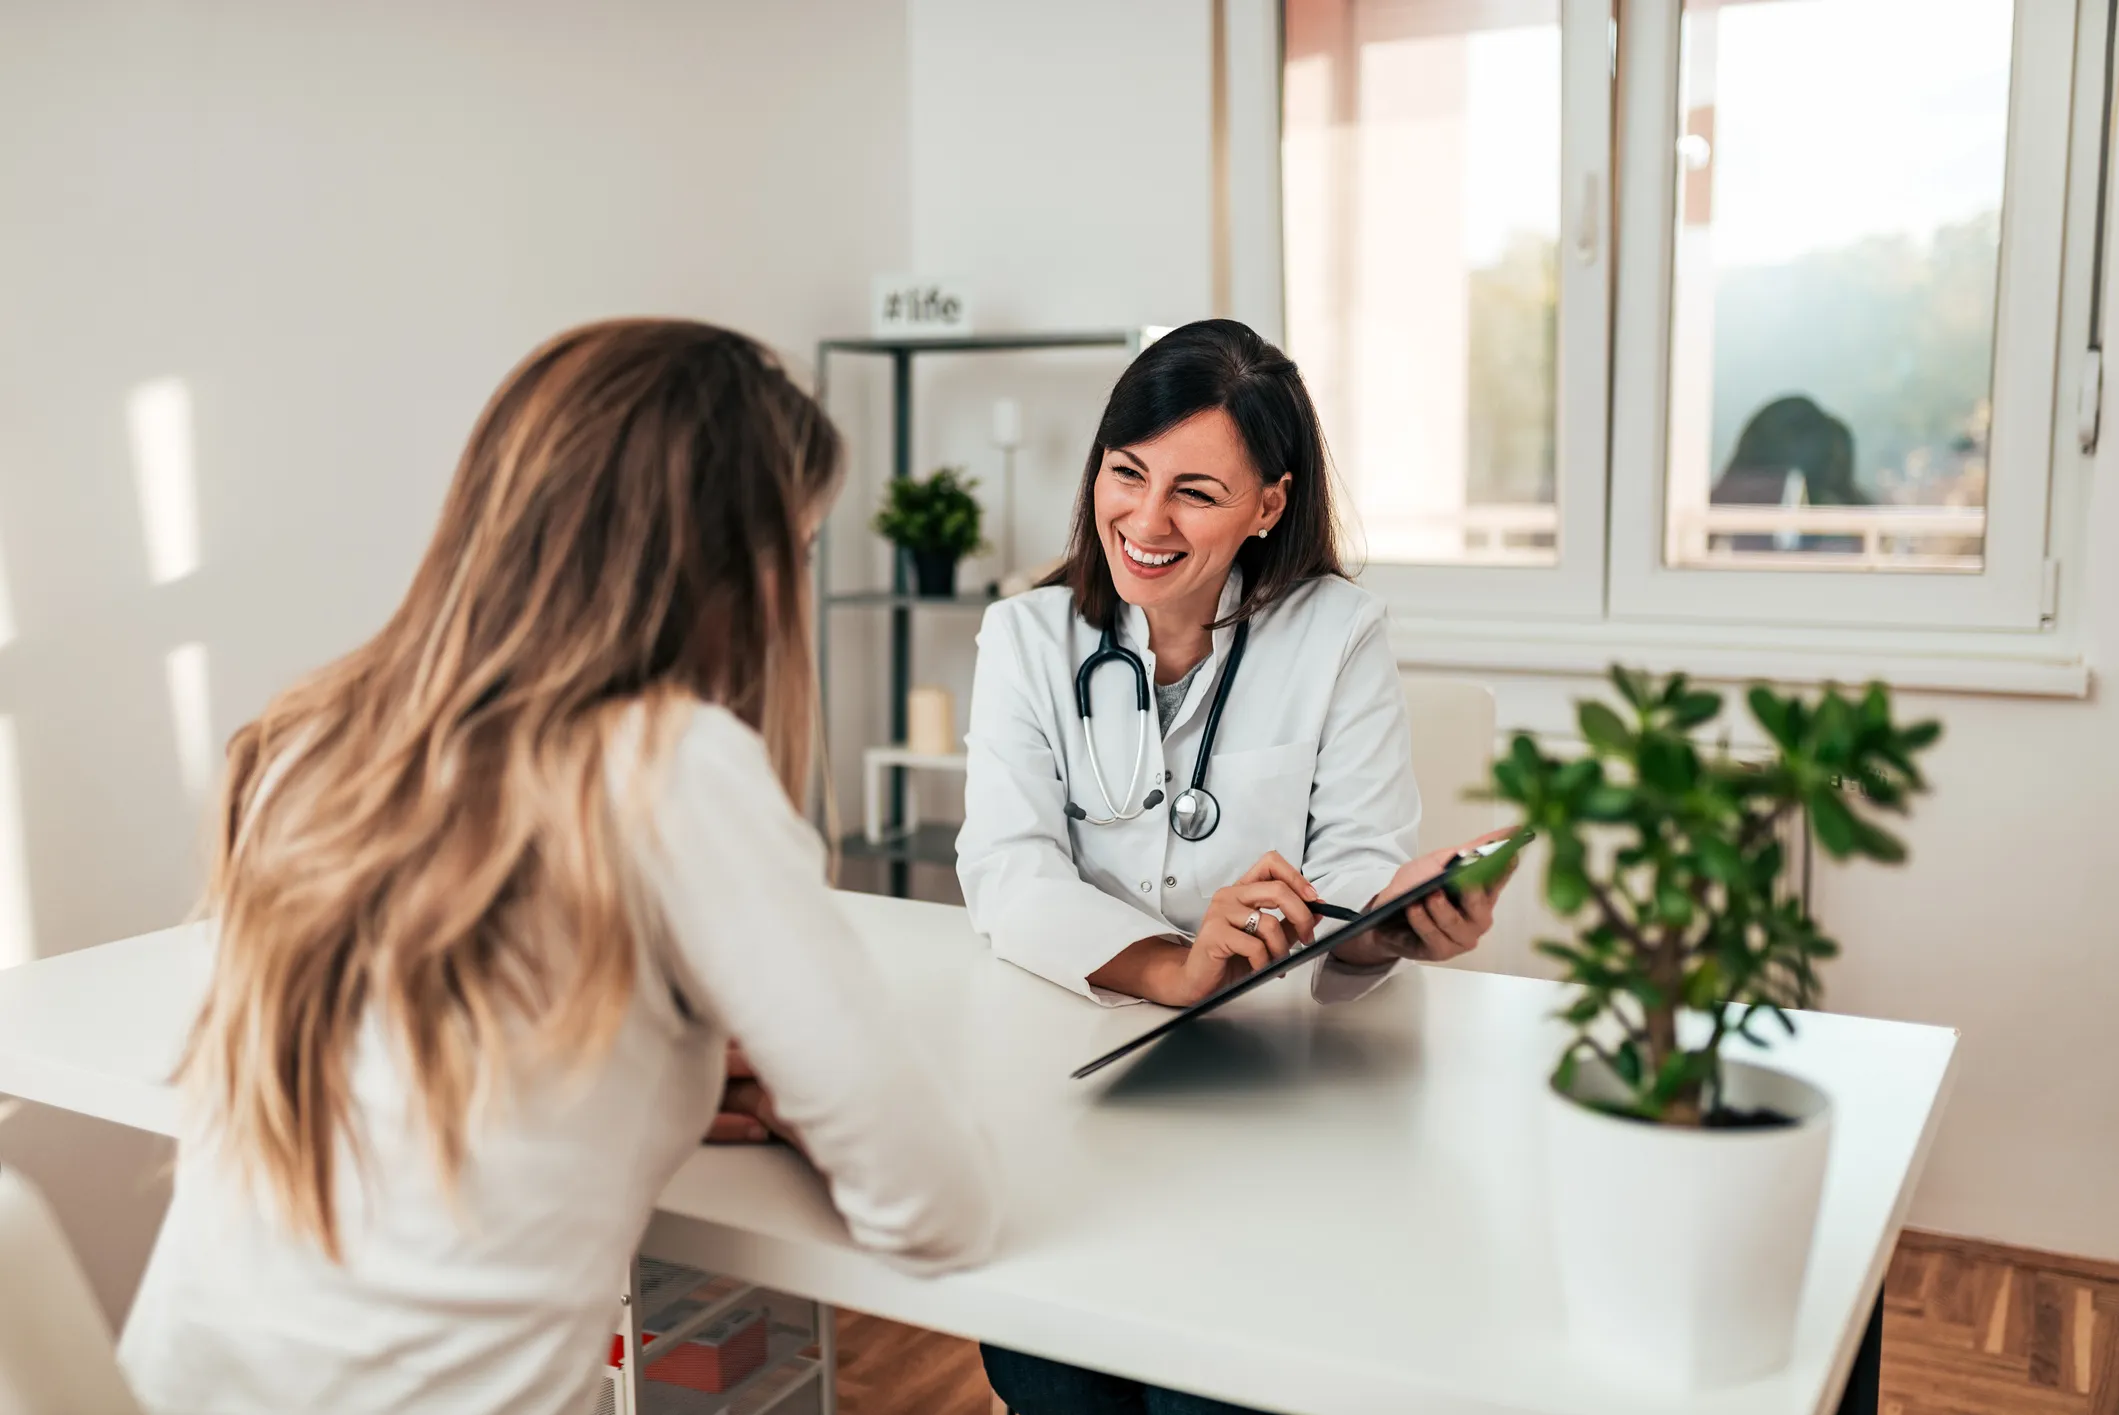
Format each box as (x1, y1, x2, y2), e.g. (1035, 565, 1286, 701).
(1573, 172, 1601, 266)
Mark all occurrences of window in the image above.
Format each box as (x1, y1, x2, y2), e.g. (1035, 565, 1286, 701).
(1284, 1, 1564, 566)
(1272, 0, 2107, 675)
(1281, 0, 1614, 618)
(1663, 0, 2011, 575)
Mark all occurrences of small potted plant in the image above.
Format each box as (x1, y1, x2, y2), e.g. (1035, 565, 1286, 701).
(872, 466, 985, 598)
(1466, 667, 1940, 1389)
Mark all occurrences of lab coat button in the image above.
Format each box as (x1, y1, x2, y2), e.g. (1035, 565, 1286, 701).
(1139, 881, 1152, 893)
(1164, 875, 1177, 888)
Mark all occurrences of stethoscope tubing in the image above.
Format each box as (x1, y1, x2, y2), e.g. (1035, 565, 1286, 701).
(1071, 618, 1249, 839)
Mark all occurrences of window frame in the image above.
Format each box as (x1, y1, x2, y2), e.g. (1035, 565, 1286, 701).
(1605, 0, 2088, 635)
(1235, 0, 2109, 695)
(1271, 0, 1618, 621)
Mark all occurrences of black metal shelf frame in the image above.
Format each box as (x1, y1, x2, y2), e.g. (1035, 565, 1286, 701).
(813, 331, 1138, 896)
(836, 822, 962, 870)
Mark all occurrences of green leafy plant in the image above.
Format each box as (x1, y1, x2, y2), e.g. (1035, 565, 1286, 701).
(872, 466, 985, 558)
(1464, 667, 1941, 1127)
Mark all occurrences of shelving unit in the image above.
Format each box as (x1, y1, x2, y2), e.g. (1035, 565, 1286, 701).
(636, 1330, 819, 1415)
(613, 1257, 835, 1415)
(859, 745, 967, 846)
(814, 330, 1139, 896)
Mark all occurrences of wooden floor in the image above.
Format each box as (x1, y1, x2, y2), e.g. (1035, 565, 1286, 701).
(1883, 1230, 2119, 1414)
(830, 1230, 2119, 1415)
(835, 1307, 996, 1415)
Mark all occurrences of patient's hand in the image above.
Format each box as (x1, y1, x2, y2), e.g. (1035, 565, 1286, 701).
(705, 1041, 804, 1156)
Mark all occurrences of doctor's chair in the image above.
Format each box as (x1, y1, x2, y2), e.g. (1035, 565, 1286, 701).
(1399, 673, 1498, 854)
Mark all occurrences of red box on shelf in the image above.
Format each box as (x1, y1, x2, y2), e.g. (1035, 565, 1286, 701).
(643, 1306, 771, 1394)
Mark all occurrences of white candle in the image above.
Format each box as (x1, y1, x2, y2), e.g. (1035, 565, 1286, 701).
(990, 398, 1022, 450)
(907, 685, 957, 756)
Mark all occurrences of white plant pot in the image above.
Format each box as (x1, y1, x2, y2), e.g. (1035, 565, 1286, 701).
(1545, 1057, 1833, 1391)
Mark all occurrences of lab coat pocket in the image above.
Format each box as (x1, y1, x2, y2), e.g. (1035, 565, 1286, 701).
(1189, 741, 1315, 890)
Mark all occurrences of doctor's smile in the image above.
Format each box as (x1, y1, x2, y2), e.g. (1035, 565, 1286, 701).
(1116, 535, 1184, 574)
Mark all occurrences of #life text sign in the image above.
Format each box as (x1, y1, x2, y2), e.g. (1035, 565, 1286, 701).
(871, 275, 973, 340)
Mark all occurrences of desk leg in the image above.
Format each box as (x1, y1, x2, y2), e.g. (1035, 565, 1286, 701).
(817, 1300, 839, 1415)
(1832, 1293, 1883, 1415)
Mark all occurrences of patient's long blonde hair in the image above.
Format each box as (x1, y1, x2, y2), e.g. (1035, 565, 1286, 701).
(179, 320, 840, 1257)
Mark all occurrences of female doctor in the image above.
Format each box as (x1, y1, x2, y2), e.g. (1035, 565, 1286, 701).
(957, 317, 1511, 1015)
(956, 319, 1514, 1413)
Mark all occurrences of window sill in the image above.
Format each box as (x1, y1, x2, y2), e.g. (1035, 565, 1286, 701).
(1384, 613, 2091, 701)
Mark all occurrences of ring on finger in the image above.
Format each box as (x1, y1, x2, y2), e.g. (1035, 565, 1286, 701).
(1241, 910, 1261, 937)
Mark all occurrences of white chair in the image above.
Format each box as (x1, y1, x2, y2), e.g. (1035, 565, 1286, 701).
(0, 1162, 144, 1415)
(1402, 673, 1560, 978)
(1400, 673, 1498, 854)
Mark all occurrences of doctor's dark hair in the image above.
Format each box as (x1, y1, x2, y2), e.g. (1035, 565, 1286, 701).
(1045, 318, 1344, 629)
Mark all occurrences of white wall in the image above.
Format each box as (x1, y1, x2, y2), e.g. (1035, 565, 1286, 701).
(0, 0, 909, 1321)
(824, 0, 1215, 836)
(907, 0, 1212, 531)
(1813, 674, 2119, 1260)
(909, 0, 1213, 332)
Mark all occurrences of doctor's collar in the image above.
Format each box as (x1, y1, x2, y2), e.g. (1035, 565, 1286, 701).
(1113, 567, 1246, 663)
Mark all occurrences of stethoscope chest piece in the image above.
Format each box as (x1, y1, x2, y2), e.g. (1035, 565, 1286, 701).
(1169, 785, 1220, 841)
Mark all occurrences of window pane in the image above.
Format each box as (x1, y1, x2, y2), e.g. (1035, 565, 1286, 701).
(1665, 0, 2012, 573)
(1284, 0, 1563, 567)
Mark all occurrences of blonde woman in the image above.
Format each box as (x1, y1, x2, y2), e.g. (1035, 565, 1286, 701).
(118, 321, 999, 1414)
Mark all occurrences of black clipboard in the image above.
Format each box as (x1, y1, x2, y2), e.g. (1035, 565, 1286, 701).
(1070, 832, 1531, 1080)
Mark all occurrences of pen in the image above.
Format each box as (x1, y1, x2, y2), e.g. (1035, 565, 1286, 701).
(1311, 902, 1361, 922)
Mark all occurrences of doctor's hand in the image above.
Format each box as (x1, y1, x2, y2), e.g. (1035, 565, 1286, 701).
(1086, 854, 1324, 1006)
(1168, 852, 1323, 1006)
(1331, 829, 1517, 969)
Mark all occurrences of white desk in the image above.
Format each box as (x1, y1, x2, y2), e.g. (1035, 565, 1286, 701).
(0, 892, 1954, 1415)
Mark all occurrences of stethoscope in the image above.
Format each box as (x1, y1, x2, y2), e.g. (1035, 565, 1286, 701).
(1063, 618, 1250, 842)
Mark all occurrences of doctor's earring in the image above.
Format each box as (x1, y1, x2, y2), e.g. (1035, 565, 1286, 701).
(1255, 527, 1269, 539)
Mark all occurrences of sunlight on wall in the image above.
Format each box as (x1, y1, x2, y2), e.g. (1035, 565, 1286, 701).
(125, 378, 201, 585)
(164, 643, 213, 800)
(0, 533, 19, 650)
(0, 717, 37, 968)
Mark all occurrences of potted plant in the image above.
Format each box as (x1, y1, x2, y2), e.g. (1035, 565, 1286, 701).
(1466, 667, 1940, 1389)
(873, 466, 985, 597)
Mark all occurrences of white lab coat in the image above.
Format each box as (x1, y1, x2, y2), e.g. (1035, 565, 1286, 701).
(956, 570, 1422, 1005)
